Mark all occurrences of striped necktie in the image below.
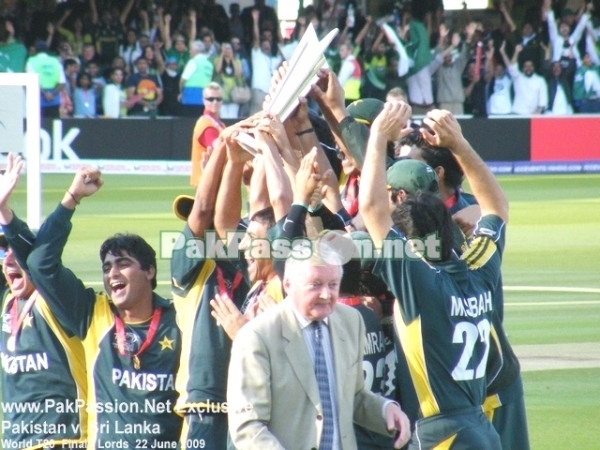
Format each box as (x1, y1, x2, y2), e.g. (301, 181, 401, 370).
(312, 321, 334, 450)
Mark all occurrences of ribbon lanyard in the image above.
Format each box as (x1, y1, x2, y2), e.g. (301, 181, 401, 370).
(337, 296, 362, 307)
(216, 267, 243, 298)
(6, 293, 38, 352)
(114, 307, 162, 370)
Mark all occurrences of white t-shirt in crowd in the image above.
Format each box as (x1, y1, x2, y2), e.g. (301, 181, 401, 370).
(508, 63, 548, 115)
(488, 74, 512, 115)
(251, 48, 282, 94)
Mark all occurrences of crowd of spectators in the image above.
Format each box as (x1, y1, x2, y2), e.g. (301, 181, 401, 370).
(1, 0, 600, 118)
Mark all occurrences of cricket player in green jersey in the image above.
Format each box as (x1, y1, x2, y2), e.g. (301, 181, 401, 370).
(0, 154, 87, 449)
(14, 168, 183, 449)
(360, 103, 506, 449)
(171, 130, 250, 449)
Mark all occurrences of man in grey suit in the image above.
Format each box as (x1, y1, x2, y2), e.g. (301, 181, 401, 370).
(227, 251, 411, 450)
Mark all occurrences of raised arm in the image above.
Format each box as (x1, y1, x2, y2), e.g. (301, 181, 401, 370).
(483, 40, 496, 83)
(189, 136, 227, 237)
(25, 168, 104, 337)
(188, 10, 197, 46)
(213, 118, 260, 237)
(0, 153, 23, 228)
(359, 102, 412, 248)
(56, 8, 71, 31)
(498, 40, 511, 69)
(498, 0, 517, 33)
(570, 3, 593, 44)
(252, 9, 260, 49)
(213, 143, 251, 239)
(504, 43, 522, 79)
(0, 154, 36, 267)
(254, 129, 292, 221)
(248, 156, 270, 217)
(310, 69, 367, 166)
(370, 28, 385, 53)
(354, 15, 373, 49)
(159, 9, 171, 50)
(586, 25, 600, 66)
(545, 7, 559, 46)
(420, 110, 508, 222)
(89, 0, 98, 25)
(119, 0, 135, 27)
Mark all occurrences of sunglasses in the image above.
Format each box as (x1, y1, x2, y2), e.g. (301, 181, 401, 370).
(205, 97, 223, 102)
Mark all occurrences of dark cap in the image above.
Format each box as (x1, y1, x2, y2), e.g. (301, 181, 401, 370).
(386, 159, 438, 194)
(346, 98, 384, 127)
(34, 40, 49, 53)
(173, 195, 194, 221)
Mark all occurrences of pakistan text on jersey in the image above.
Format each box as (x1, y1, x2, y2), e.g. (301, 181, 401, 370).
(112, 368, 175, 392)
(1, 352, 49, 374)
(450, 291, 493, 318)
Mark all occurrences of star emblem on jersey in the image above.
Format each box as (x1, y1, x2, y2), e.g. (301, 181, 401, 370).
(158, 335, 174, 351)
(23, 314, 34, 328)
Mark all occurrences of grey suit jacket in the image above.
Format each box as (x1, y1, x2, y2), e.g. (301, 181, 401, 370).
(227, 299, 391, 450)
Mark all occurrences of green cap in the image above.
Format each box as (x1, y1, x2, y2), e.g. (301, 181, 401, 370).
(346, 98, 384, 126)
(386, 159, 438, 194)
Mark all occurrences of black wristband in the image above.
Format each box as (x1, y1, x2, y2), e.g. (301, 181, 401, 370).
(296, 128, 314, 136)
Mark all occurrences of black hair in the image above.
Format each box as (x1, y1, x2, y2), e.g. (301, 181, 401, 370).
(309, 112, 341, 178)
(309, 113, 335, 149)
(63, 58, 79, 70)
(76, 71, 91, 86)
(100, 234, 157, 289)
(250, 207, 276, 229)
(339, 258, 361, 296)
(399, 129, 425, 149)
(391, 192, 454, 262)
(110, 67, 123, 77)
(418, 144, 464, 190)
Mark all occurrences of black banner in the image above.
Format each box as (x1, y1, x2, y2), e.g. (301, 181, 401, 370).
(41, 117, 530, 162)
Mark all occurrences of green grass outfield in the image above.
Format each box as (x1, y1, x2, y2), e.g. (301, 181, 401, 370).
(8, 173, 600, 448)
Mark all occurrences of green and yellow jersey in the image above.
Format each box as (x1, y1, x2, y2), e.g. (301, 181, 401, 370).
(373, 215, 506, 419)
(1, 212, 87, 449)
(170, 224, 249, 414)
(22, 204, 183, 449)
(1, 289, 87, 449)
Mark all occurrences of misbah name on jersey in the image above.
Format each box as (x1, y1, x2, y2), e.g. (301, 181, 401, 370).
(450, 290, 493, 318)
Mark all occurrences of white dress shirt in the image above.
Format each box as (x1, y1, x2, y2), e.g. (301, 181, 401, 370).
(508, 64, 548, 115)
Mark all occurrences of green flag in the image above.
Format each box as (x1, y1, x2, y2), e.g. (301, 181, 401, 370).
(0, 42, 28, 73)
